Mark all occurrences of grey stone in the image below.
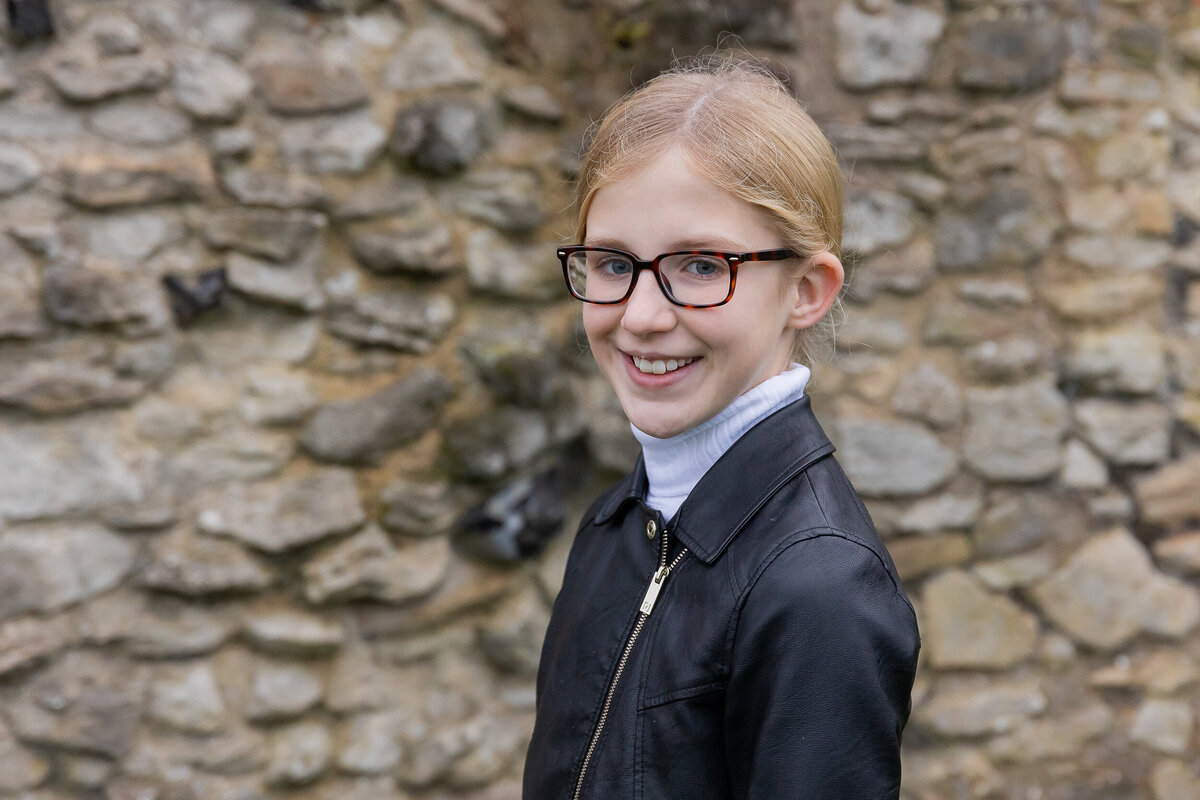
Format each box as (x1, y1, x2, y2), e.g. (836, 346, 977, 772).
(73, 209, 187, 262)
(963, 337, 1046, 382)
(1061, 440, 1109, 491)
(833, 1, 946, 89)
(384, 27, 484, 91)
(245, 663, 323, 722)
(988, 703, 1113, 764)
(302, 526, 451, 604)
(87, 15, 143, 55)
(1130, 699, 1193, 755)
(227, 252, 325, 311)
(824, 123, 926, 163)
(299, 368, 454, 465)
(889, 363, 962, 429)
(242, 610, 345, 657)
(45, 53, 170, 102)
(173, 49, 254, 122)
(923, 569, 1039, 669)
(442, 407, 553, 481)
(42, 260, 170, 335)
(502, 84, 563, 121)
(140, 527, 273, 596)
(327, 291, 456, 354)
(380, 478, 464, 537)
(0, 102, 85, 140)
(973, 550, 1056, 591)
(477, 587, 548, 677)
(902, 746, 1003, 800)
(916, 677, 1046, 736)
(334, 182, 430, 221)
(930, 127, 1023, 179)
(1043, 274, 1160, 322)
(390, 99, 491, 175)
(148, 663, 228, 734)
(894, 488, 982, 534)
(0, 717, 50, 793)
(843, 190, 916, 255)
(212, 126, 256, 158)
(973, 491, 1086, 558)
(278, 113, 388, 175)
(449, 170, 545, 233)
(956, 18, 1065, 91)
(832, 418, 957, 498)
(0, 615, 74, 677)
(254, 59, 368, 115)
(204, 209, 326, 262)
(962, 381, 1070, 481)
(460, 314, 564, 407)
(7, 651, 148, 758)
(935, 179, 1057, 270)
(122, 600, 234, 658)
(1030, 528, 1200, 650)
(0, 416, 145, 521)
(197, 4, 257, 57)
(0, 143, 41, 196)
(1076, 399, 1171, 467)
(465, 228, 560, 299)
(197, 468, 366, 553)
(349, 221, 458, 275)
(326, 647, 391, 714)
(89, 101, 190, 146)
(1096, 130, 1169, 182)
(219, 168, 327, 209)
(238, 364, 319, 427)
(170, 428, 293, 487)
(266, 722, 332, 786)
(1064, 234, 1173, 273)
(838, 315, 909, 354)
(61, 147, 215, 209)
(0, 361, 144, 415)
(0, 234, 46, 337)
(1063, 325, 1166, 394)
(1060, 66, 1163, 104)
(338, 712, 403, 774)
(956, 278, 1032, 307)
(0, 59, 14, 97)
(582, 374, 640, 473)
(0, 523, 135, 620)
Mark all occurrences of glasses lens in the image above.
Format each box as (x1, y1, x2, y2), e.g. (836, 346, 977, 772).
(660, 253, 732, 306)
(566, 250, 634, 302)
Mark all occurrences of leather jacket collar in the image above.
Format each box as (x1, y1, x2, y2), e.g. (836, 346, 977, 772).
(593, 395, 837, 564)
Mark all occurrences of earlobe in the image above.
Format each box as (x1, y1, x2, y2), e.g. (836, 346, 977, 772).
(786, 251, 844, 330)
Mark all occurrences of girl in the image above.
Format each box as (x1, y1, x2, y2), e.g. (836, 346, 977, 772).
(524, 57, 920, 800)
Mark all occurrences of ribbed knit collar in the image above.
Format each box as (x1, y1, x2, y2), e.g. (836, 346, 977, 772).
(630, 363, 811, 522)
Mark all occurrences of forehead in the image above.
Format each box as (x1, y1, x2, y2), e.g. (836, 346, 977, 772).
(583, 148, 780, 254)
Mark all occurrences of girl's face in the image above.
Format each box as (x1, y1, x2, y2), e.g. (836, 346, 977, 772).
(582, 148, 806, 439)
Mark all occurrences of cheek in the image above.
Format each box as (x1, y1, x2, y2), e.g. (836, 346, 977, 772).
(581, 306, 618, 348)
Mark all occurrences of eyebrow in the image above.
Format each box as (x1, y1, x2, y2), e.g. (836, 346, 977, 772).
(582, 235, 752, 253)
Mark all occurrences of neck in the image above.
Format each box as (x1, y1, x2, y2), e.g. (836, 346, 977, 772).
(631, 363, 811, 522)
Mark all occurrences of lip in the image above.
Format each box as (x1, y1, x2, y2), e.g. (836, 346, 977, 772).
(620, 351, 701, 388)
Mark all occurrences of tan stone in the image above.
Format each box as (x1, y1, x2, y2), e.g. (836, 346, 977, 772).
(987, 703, 1113, 763)
(890, 534, 972, 581)
(1135, 454, 1200, 527)
(1151, 760, 1200, 800)
(1131, 699, 1194, 755)
(1030, 529, 1200, 650)
(914, 677, 1046, 736)
(1154, 531, 1200, 575)
(922, 569, 1039, 669)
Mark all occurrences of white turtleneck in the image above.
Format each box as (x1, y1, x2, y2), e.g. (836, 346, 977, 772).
(631, 363, 812, 522)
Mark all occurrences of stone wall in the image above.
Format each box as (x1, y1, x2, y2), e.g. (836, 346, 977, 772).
(0, 0, 1197, 799)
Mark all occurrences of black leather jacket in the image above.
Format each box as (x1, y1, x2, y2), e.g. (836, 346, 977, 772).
(524, 396, 920, 799)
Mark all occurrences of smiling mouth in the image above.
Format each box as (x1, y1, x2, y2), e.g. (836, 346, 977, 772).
(630, 356, 698, 375)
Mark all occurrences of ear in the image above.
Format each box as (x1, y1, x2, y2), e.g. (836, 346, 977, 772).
(785, 251, 844, 330)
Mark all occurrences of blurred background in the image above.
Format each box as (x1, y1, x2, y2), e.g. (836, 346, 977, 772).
(0, 0, 1198, 798)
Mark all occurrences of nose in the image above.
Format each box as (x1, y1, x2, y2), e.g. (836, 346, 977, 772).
(620, 270, 677, 336)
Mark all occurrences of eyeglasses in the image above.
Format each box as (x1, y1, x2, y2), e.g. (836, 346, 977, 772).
(557, 246, 798, 308)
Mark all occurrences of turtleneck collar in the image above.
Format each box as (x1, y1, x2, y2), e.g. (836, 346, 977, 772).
(630, 363, 811, 522)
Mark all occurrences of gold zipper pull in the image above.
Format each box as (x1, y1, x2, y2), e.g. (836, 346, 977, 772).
(639, 565, 671, 615)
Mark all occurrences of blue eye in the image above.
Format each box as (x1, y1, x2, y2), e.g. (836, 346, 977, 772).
(680, 256, 727, 278)
(596, 257, 634, 277)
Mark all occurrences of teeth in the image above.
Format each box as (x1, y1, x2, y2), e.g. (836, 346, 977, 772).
(632, 356, 695, 375)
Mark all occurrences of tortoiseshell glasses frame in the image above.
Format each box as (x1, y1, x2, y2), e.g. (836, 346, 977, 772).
(557, 246, 799, 309)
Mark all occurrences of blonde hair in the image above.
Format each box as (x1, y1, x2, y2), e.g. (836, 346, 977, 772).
(573, 55, 844, 363)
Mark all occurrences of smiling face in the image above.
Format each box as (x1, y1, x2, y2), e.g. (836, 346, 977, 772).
(581, 148, 805, 439)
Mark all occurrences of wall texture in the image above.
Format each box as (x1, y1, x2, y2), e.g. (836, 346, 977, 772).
(0, 1, 1198, 799)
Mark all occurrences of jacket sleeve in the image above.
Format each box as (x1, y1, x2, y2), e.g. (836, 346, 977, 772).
(723, 533, 920, 800)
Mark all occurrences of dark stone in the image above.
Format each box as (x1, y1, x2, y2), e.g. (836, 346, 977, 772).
(956, 18, 1065, 92)
(203, 208, 326, 262)
(300, 368, 454, 464)
(349, 221, 457, 276)
(1110, 24, 1165, 69)
(935, 178, 1057, 270)
(390, 100, 490, 176)
(327, 292, 456, 353)
(6, 0, 54, 45)
(43, 260, 170, 334)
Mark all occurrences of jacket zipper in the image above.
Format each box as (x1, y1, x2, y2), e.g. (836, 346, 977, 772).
(572, 524, 688, 800)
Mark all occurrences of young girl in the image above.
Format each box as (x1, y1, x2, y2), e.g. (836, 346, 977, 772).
(524, 58, 920, 800)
